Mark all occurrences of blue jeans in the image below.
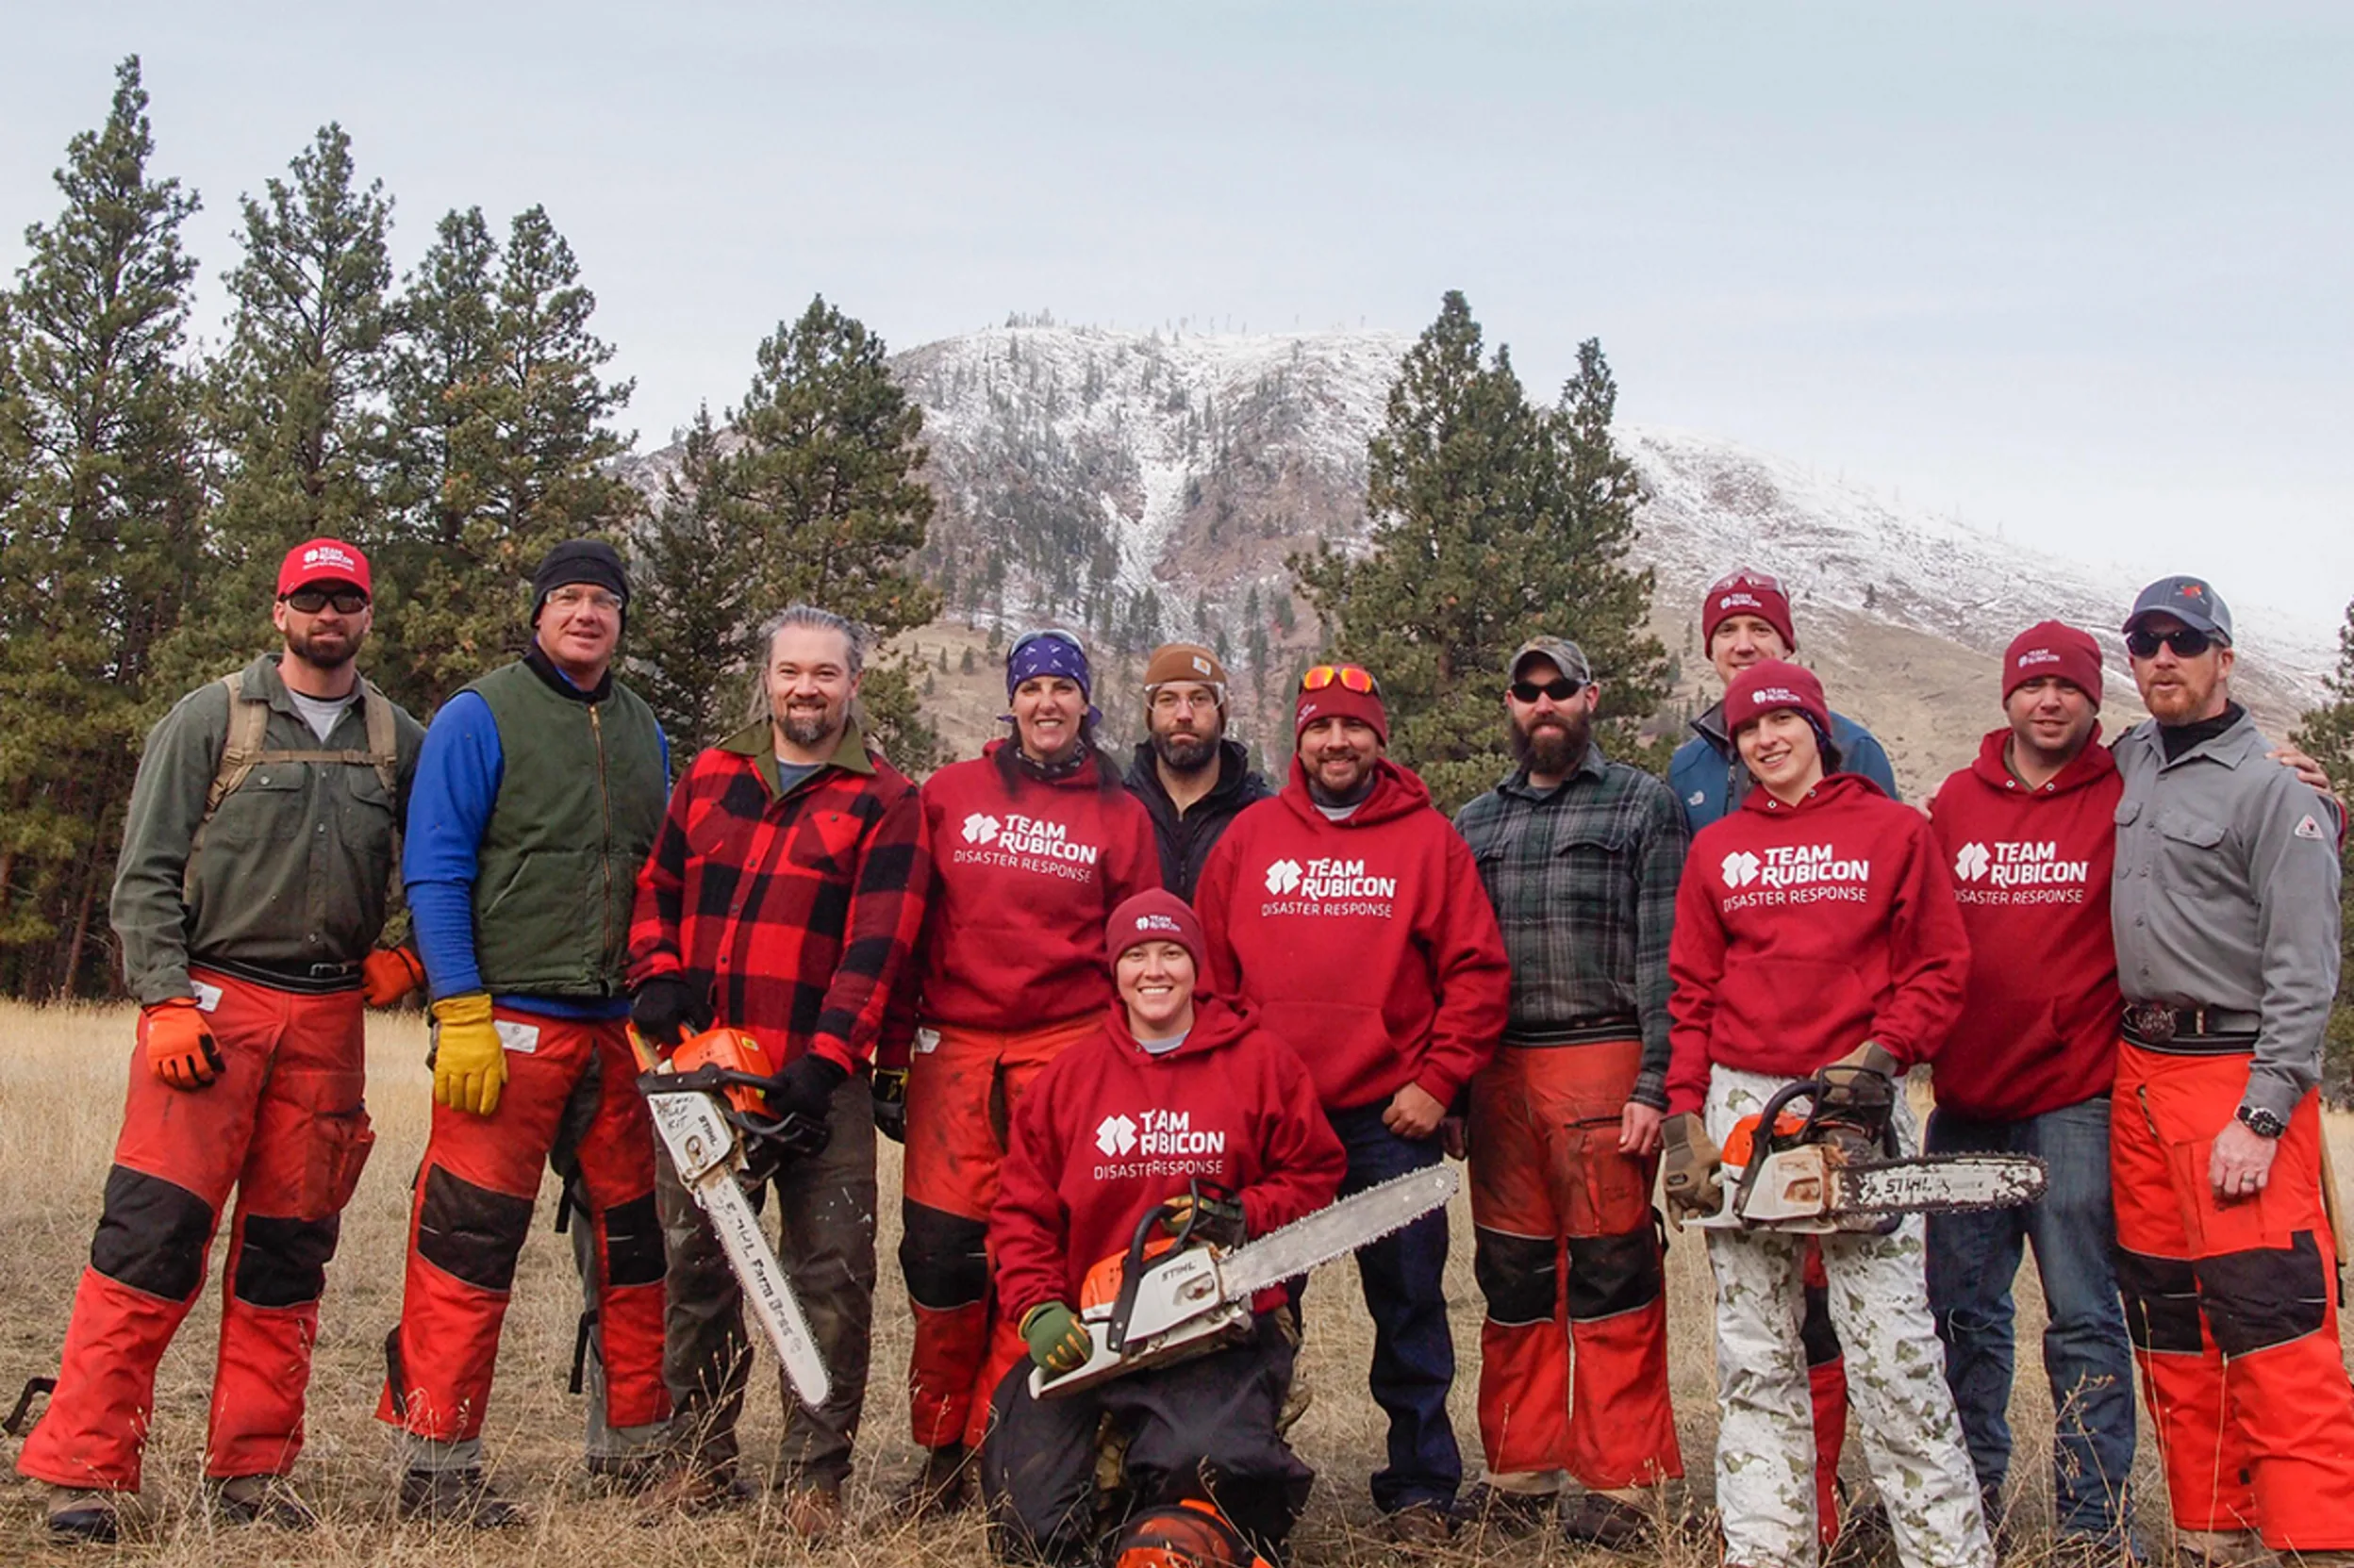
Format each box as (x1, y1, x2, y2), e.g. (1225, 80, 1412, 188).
(1925, 1098, 2136, 1543)
(1303, 1103, 1462, 1512)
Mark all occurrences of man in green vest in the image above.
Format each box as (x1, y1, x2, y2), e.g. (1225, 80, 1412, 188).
(376, 539, 672, 1527)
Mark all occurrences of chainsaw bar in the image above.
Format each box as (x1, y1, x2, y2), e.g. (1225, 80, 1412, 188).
(1218, 1165, 1459, 1301)
(1831, 1154, 2047, 1216)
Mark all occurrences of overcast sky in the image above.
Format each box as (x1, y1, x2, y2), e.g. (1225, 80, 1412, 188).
(7, 1, 2349, 632)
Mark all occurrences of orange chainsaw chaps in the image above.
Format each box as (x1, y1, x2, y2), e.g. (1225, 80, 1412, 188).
(1722, 1111, 1809, 1169)
(1078, 1232, 1178, 1312)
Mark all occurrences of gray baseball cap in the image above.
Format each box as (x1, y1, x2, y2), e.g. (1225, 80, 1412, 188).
(2124, 576, 2233, 644)
(1509, 636, 1593, 686)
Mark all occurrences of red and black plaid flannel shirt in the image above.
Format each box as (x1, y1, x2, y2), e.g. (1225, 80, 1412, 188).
(628, 718, 930, 1072)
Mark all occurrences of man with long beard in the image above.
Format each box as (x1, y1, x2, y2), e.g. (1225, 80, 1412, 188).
(1451, 636, 1690, 1547)
(1125, 642, 1271, 901)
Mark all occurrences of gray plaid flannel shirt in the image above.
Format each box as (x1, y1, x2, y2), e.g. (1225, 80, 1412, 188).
(1453, 745, 1690, 1109)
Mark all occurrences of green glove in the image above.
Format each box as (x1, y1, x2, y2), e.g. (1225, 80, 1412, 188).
(430, 992, 508, 1117)
(1020, 1301, 1092, 1376)
(1660, 1112, 1723, 1227)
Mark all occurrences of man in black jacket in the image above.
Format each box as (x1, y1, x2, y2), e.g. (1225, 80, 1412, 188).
(1125, 643, 1271, 900)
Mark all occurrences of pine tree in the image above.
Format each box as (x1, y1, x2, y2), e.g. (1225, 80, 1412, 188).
(2290, 595, 2354, 1101)
(1292, 292, 1664, 811)
(705, 296, 943, 767)
(0, 58, 205, 996)
(627, 407, 757, 751)
(378, 205, 637, 707)
(158, 122, 395, 692)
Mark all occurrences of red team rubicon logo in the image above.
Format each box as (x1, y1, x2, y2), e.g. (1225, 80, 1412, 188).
(304, 542, 360, 575)
(961, 813, 1001, 846)
(1720, 850, 1763, 888)
(1096, 1114, 1138, 1157)
(1718, 842, 1872, 911)
(1264, 859, 1303, 896)
(1951, 839, 2091, 904)
(953, 810, 1100, 879)
(1954, 842, 1994, 881)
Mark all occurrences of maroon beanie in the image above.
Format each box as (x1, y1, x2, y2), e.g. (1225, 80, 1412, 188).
(1106, 890, 1206, 977)
(1722, 659, 1832, 740)
(2002, 620, 2103, 708)
(1703, 569, 1798, 652)
(1294, 673, 1389, 745)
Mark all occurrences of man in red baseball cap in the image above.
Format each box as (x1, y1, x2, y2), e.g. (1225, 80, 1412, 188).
(1921, 620, 2136, 1552)
(18, 537, 425, 1542)
(1194, 663, 1510, 1546)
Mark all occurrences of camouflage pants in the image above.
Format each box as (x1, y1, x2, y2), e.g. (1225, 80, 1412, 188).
(1703, 1067, 1992, 1568)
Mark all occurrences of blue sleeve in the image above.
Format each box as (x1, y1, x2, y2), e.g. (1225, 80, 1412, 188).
(403, 692, 504, 1001)
(658, 722, 671, 787)
(1839, 718, 1901, 803)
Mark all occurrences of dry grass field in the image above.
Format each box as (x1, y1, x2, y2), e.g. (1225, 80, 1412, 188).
(3, 999, 2350, 1566)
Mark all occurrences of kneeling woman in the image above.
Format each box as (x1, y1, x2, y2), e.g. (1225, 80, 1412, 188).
(983, 891, 1345, 1566)
(1663, 661, 1990, 1568)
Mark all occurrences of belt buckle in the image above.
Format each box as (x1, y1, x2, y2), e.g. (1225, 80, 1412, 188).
(2124, 1001, 2178, 1044)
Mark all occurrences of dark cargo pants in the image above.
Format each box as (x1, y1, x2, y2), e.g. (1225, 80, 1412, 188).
(656, 1073, 877, 1489)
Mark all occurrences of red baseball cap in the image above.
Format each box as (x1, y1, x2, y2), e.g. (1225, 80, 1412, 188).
(277, 537, 372, 598)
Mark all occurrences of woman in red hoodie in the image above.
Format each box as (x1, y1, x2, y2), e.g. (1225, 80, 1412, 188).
(1661, 661, 1990, 1568)
(982, 890, 1345, 1567)
(896, 630, 1163, 1507)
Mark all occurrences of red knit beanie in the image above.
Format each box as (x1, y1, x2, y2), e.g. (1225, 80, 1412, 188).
(1722, 659, 1832, 740)
(1106, 890, 1206, 978)
(1294, 675, 1389, 746)
(1703, 569, 1798, 652)
(2001, 620, 2103, 709)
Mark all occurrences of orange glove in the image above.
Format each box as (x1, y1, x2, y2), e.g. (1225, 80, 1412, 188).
(362, 946, 426, 1008)
(143, 998, 224, 1090)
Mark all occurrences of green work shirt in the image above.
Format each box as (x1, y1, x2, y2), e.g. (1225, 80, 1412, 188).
(109, 655, 426, 1005)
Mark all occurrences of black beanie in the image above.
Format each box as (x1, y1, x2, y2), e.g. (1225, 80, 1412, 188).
(531, 538, 629, 625)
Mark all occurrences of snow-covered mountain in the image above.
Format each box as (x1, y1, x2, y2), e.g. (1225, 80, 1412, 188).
(628, 322, 2336, 779)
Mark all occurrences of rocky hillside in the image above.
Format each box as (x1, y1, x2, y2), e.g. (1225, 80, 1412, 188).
(632, 322, 2337, 794)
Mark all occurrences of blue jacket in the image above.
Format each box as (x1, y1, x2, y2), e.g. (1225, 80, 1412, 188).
(1668, 700, 1898, 832)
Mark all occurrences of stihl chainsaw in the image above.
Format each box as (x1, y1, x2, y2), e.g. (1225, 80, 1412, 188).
(1692, 1074, 2047, 1233)
(1031, 1164, 1458, 1399)
(629, 1025, 832, 1407)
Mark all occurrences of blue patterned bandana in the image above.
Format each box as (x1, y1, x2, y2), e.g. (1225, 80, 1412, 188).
(1005, 629, 1092, 701)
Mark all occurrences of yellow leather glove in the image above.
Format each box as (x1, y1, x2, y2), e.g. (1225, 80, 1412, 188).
(1660, 1112, 1724, 1228)
(429, 992, 507, 1117)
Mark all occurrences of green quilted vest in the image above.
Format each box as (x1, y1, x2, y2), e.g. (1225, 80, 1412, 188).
(465, 660, 667, 997)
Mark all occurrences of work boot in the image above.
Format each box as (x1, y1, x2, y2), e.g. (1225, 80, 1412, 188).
(2173, 1530, 2278, 1568)
(208, 1473, 318, 1529)
(1457, 1481, 1559, 1538)
(635, 1462, 756, 1523)
(1384, 1499, 1454, 1549)
(41, 1486, 122, 1543)
(894, 1443, 971, 1518)
(397, 1467, 525, 1529)
(778, 1480, 843, 1543)
(1561, 1489, 1658, 1551)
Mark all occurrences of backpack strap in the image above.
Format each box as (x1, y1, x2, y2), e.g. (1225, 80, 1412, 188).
(357, 677, 400, 797)
(205, 669, 272, 817)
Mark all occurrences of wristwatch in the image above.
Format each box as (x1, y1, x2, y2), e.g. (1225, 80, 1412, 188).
(2234, 1103, 2287, 1140)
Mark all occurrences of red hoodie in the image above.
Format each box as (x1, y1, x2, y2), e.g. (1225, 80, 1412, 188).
(916, 744, 1162, 1031)
(1195, 758, 1509, 1112)
(1666, 772, 1969, 1116)
(991, 996, 1347, 1319)
(1926, 729, 2122, 1120)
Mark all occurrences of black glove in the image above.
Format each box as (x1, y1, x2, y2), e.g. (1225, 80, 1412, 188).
(1159, 1187, 1247, 1249)
(631, 975, 708, 1048)
(1817, 1041, 1898, 1118)
(769, 1052, 849, 1123)
(871, 1066, 909, 1144)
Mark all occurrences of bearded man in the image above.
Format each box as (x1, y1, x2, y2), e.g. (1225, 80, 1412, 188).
(626, 603, 930, 1536)
(1125, 642, 1272, 901)
(1451, 636, 1692, 1547)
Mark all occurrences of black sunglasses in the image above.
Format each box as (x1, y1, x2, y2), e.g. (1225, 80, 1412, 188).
(284, 587, 370, 615)
(2126, 626, 2214, 660)
(1509, 677, 1583, 703)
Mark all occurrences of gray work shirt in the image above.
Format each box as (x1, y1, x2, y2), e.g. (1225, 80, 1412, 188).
(2110, 711, 2343, 1123)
